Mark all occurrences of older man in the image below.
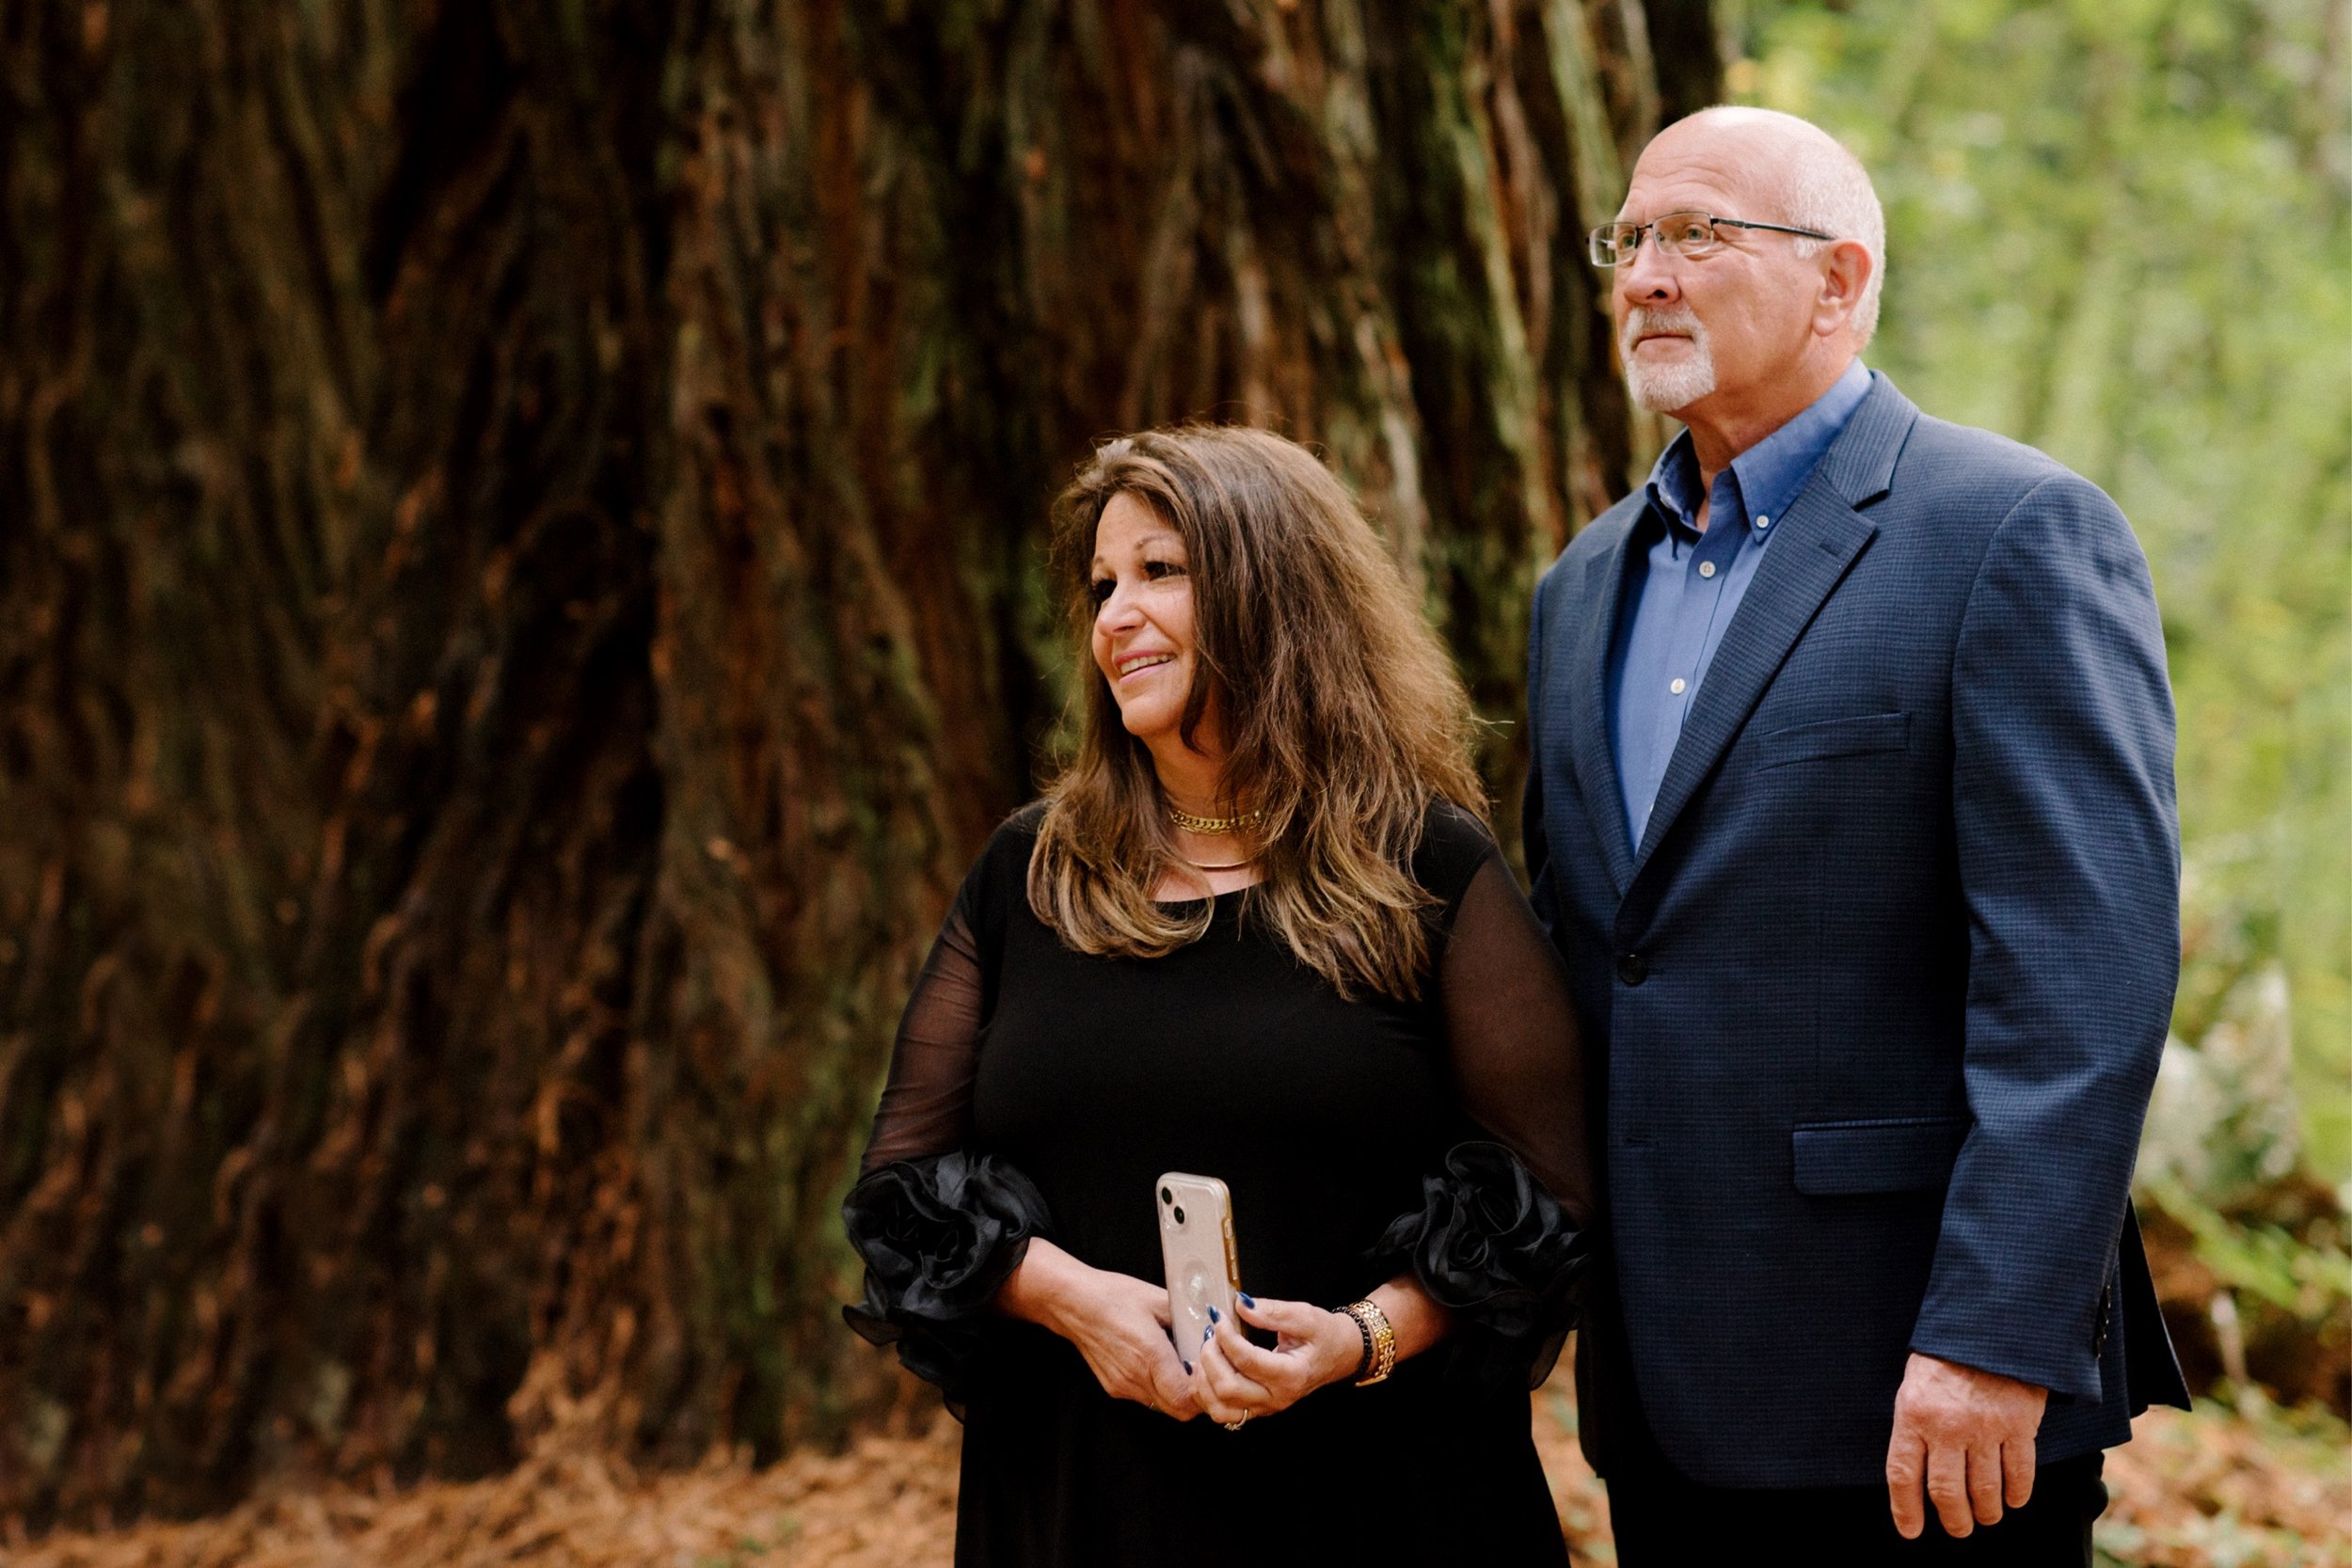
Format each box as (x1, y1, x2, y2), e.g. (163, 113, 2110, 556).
(1522, 107, 2188, 1561)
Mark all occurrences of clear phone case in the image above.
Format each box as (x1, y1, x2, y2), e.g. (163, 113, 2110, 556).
(1155, 1172, 1239, 1364)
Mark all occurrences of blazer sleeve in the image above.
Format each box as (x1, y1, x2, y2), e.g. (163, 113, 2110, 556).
(1909, 472, 2179, 1401)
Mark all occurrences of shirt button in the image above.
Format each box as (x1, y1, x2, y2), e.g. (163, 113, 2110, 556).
(1698, 561, 1718, 578)
(1669, 677, 1687, 695)
(1616, 952, 1650, 986)
(1756, 514, 1772, 530)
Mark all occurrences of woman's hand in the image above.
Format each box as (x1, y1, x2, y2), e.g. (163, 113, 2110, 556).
(1193, 1292, 1362, 1426)
(995, 1240, 1200, 1420)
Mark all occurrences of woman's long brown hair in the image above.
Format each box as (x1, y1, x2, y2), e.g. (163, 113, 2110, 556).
(1027, 424, 1487, 1002)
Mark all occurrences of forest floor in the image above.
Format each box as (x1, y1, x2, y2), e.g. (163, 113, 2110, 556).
(11, 1376, 2346, 1568)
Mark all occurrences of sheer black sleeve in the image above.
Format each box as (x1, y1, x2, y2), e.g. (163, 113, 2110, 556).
(1374, 837, 1594, 1390)
(842, 843, 1053, 1412)
(859, 906, 987, 1174)
(1439, 854, 1594, 1226)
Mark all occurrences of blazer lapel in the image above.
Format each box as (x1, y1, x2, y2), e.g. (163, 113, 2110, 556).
(1567, 516, 1643, 897)
(1629, 376, 1919, 877)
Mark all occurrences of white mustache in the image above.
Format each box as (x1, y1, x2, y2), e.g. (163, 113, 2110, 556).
(1621, 306, 1705, 356)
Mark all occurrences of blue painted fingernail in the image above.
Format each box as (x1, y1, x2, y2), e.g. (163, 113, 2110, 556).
(1202, 1325, 1213, 1341)
(1182, 1360, 1192, 1373)
(1239, 1292, 1256, 1308)
(1207, 1306, 1219, 1323)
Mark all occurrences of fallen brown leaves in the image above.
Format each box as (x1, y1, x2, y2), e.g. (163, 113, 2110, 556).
(9, 1380, 2344, 1567)
(4, 1427, 960, 1568)
(2098, 1394, 2352, 1568)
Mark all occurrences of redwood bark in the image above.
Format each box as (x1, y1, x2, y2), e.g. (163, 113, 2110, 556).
(0, 0, 1698, 1528)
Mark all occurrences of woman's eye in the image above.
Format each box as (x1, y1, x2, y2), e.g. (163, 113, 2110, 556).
(1144, 560, 1185, 580)
(1089, 578, 1115, 605)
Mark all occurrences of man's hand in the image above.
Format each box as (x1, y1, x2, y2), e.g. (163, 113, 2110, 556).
(1885, 1352, 2048, 1539)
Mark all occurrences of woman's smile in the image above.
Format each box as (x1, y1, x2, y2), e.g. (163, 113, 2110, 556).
(1089, 491, 1208, 749)
(1116, 650, 1175, 680)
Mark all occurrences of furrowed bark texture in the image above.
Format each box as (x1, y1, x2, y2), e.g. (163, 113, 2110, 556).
(0, 0, 1694, 1527)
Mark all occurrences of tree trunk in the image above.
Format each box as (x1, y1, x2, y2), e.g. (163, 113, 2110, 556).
(0, 0, 1699, 1528)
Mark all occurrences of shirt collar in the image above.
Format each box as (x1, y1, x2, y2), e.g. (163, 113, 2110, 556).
(1644, 358, 1874, 539)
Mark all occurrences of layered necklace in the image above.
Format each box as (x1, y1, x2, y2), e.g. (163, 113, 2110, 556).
(1167, 803, 1263, 835)
(1168, 802, 1265, 873)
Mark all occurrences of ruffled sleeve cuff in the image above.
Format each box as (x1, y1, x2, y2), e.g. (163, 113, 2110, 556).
(841, 1151, 1052, 1413)
(1370, 1140, 1589, 1390)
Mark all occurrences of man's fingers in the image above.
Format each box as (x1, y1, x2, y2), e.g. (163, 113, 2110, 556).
(1926, 1441, 1974, 1538)
(1966, 1439, 2006, 1527)
(1885, 1430, 1928, 1540)
(2001, 1436, 2037, 1511)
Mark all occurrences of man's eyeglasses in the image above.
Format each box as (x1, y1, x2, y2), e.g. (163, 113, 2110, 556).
(1588, 212, 1837, 266)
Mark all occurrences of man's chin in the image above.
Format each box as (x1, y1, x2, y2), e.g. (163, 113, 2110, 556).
(1626, 368, 1716, 415)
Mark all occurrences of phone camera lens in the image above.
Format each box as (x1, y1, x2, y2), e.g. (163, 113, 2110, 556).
(1160, 1186, 1172, 1206)
(1172, 1205, 1186, 1225)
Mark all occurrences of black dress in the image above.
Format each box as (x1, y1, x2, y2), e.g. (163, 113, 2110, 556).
(844, 800, 1592, 1567)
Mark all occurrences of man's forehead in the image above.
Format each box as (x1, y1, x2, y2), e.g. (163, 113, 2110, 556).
(1618, 126, 1772, 216)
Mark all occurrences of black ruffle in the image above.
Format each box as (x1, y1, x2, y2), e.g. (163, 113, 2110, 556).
(1370, 1140, 1588, 1390)
(841, 1150, 1052, 1412)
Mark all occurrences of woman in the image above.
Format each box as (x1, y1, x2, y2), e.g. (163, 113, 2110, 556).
(844, 424, 1592, 1565)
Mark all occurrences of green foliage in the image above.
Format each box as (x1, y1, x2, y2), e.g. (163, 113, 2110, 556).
(1730, 0, 2352, 1183)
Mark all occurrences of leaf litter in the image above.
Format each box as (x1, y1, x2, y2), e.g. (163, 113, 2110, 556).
(8, 1376, 2344, 1567)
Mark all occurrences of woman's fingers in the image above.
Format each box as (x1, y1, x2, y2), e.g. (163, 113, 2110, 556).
(1231, 1293, 1355, 1393)
(1216, 1310, 1294, 1386)
(1152, 1348, 1201, 1420)
(1196, 1316, 1270, 1419)
(1232, 1291, 1320, 1340)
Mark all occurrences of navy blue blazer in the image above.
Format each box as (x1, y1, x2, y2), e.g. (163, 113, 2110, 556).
(1523, 373, 2190, 1488)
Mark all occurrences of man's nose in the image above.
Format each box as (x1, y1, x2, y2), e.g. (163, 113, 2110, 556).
(1617, 234, 1679, 304)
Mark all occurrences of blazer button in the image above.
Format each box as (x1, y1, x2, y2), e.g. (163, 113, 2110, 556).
(1616, 952, 1649, 986)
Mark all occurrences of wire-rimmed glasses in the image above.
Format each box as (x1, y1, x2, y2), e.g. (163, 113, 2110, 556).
(1589, 211, 1837, 266)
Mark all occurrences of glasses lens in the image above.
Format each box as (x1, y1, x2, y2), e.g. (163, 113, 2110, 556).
(1589, 224, 1634, 265)
(1657, 214, 1717, 254)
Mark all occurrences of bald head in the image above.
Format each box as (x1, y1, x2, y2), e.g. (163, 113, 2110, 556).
(1640, 107, 1886, 345)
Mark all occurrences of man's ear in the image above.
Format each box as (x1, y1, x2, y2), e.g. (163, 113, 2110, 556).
(1813, 238, 1873, 338)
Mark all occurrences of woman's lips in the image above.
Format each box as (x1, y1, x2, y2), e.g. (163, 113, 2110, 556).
(1116, 652, 1174, 680)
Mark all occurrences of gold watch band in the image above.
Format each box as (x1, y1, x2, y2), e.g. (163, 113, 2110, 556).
(1343, 1298, 1397, 1386)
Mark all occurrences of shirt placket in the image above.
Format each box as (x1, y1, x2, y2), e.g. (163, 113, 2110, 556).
(1662, 484, 1746, 718)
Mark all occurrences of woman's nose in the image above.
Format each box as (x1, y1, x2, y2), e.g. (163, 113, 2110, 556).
(1096, 582, 1142, 630)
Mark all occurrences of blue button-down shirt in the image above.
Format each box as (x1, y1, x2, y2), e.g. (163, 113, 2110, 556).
(1608, 359, 1874, 848)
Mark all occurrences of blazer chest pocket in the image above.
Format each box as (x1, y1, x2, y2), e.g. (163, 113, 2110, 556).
(1791, 1116, 1967, 1196)
(1754, 710, 1912, 769)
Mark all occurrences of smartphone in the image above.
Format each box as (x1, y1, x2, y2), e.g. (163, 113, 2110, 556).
(1156, 1172, 1240, 1362)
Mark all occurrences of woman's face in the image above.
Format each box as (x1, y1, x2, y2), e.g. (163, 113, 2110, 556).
(1089, 492, 1204, 751)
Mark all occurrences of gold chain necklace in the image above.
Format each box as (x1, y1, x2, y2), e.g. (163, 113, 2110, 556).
(1168, 804, 1264, 835)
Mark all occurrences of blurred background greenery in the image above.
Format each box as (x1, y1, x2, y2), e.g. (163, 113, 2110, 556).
(1727, 0, 2350, 1416)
